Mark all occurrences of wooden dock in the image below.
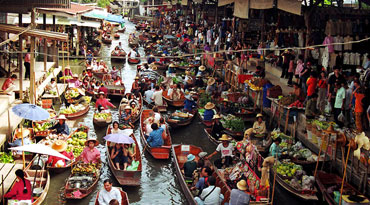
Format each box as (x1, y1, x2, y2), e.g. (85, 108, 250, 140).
(0, 163, 24, 201)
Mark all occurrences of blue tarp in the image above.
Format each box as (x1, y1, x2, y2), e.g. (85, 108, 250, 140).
(105, 14, 124, 23)
(83, 10, 107, 20)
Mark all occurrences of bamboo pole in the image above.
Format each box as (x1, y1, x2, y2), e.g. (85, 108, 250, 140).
(20, 126, 25, 169)
(270, 154, 278, 205)
(2, 175, 4, 203)
(339, 144, 351, 205)
(314, 134, 326, 179)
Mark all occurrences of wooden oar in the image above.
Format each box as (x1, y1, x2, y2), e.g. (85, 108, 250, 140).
(339, 143, 352, 205)
(271, 154, 278, 205)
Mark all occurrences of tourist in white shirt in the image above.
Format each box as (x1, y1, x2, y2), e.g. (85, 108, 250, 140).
(98, 179, 122, 205)
(151, 86, 164, 106)
(194, 176, 223, 205)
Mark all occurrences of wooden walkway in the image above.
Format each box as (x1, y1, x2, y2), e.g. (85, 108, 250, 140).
(0, 163, 23, 200)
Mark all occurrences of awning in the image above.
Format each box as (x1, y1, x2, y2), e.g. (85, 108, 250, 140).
(0, 24, 68, 41)
(83, 10, 108, 20)
(105, 14, 123, 23)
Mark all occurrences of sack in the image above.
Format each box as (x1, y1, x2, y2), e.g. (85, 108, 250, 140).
(338, 111, 345, 123)
(325, 102, 332, 114)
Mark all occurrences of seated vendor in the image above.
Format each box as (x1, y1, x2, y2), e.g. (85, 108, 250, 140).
(4, 169, 32, 201)
(81, 138, 101, 164)
(183, 154, 197, 178)
(203, 102, 215, 121)
(219, 99, 231, 115)
(205, 134, 234, 169)
(184, 94, 196, 112)
(269, 137, 282, 158)
(111, 121, 121, 134)
(252, 114, 267, 136)
(211, 114, 224, 140)
(9, 129, 32, 155)
(111, 143, 124, 170)
(45, 78, 57, 94)
(144, 116, 154, 136)
(49, 115, 69, 135)
(146, 123, 164, 147)
(48, 140, 74, 167)
(119, 105, 134, 129)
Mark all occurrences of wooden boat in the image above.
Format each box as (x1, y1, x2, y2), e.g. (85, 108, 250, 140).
(143, 97, 168, 112)
(111, 49, 127, 62)
(117, 28, 126, 33)
(171, 144, 203, 205)
(119, 93, 143, 124)
(64, 103, 90, 120)
(128, 38, 139, 48)
(106, 84, 126, 97)
(128, 53, 141, 64)
(249, 133, 272, 154)
(23, 156, 50, 205)
(139, 109, 172, 159)
(64, 164, 101, 199)
(162, 90, 185, 107)
(114, 33, 120, 39)
(106, 126, 142, 186)
(102, 36, 112, 44)
(316, 171, 369, 205)
(95, 187, 129, 205)
(197, 112, 213, 127)
(271, 168, 318, 201)
(204, 128, 220, 145)
(166, 110, 197, 128)
(92, 70, 107, 79)
(93, 112, 113, 127)
(223, 128, 244, 141)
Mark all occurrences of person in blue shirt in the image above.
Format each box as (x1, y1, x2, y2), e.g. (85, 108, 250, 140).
(203, 102, 215, 121)
(269, 137, 282, 158)
(49, 115, 69, 135)
(184, 95, 197, 112)
(147, 123, 164, 147)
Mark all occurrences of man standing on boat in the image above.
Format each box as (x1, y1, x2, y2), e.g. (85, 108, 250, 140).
(152, 86, 164, 106)
(98, 179, 122, 205)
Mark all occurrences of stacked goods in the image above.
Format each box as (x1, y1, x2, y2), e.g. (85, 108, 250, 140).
(71, 163, 99, 175)
(221, 115, 245, 133)
(267, 85, 282, 98)
(94, 113, 112, 122)
(288, 100, 304, 108)
(40, 134, 69, 146)
(198, 93, 212, 108)
(312, 120, 336, 131)
(0, 152, 14, 163)
(66, 131, 88, 157)
(279, 95, 296, 106)
(65, 89, 81, 100)
(60, 97, 91, 114)
(247, 80, 263, 91)
(288, 142, 318, 162)
(60, 76, 73, 81)
(271, 129, 294, 149)
(276, 161, 302, 178)
(34, 122, 53, 132)
(250, 78, 268, 87)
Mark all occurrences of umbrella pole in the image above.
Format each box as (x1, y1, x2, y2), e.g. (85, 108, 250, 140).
(339, 144, 351, 205)
(270, 154, 278, 205)
(21, 125, 25, 169)
(314, 134, 325, 179)
(2, 175, 4, 203)
(32, 155, 41, 193)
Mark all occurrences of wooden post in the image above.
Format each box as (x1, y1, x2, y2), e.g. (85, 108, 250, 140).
(30, 10, 36, 104)
(76, 27, 80, 56)
(339, 145, 351, 205)
(18, 13, 23, 100)
(53, 15, 58, 67)
(314, 134, 325, 179)
(43, 13, 47, 72)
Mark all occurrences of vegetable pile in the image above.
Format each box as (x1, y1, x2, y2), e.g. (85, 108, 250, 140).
(94, 113, 112, 121)
(276, 161, 315, 191)
(279, 95, 296, 106)
(65, 89, 80, 99)
(0, 152, 14, 163)
(67, 131, 88, 157)
(34, 122, 53, 132)
(221, 115, 245, 132)
(198, 93, 212, 108)
(72, 163, 98, 175)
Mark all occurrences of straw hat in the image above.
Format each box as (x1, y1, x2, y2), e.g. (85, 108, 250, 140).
(151, 65, 158, 70)
(78, 89, 85, 96)
(219, 134, 230, 141)
(204, 102, 215, 110)
(244, 128, 254, 138)
(256, 113, 263, 118)
(199, 65, 206, 71)
(207, 77, 215, 86)
(57, 115, 67, 120)
(223, 98, 229, 102)
(213, 114, 221, 119)
(169, 63, 176, 68)
(85, 137, 99, 146)
(124, 105, 131, 110)
(135, 76, 140, 80)
(52, 140, 68, 152)
(237, 180, 248, 191)
(65, 66, 71, 70)
(187, 154, 195, 161)
(185, 71, 191, 75)
(121, 98, 129, 103)
(73, 74, 78, 78)
(156, 40, 161, 44)
(15, 128, 30, 139)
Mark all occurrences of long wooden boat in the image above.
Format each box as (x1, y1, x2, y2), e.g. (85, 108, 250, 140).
(117, 28, 126, 33)
(197, 112, 213, 127)
(119, 93, 143, 124)
(93, 112, 113, 127)
(316, 171, 369, 205)
(166, 110, 197, 128)
(128, 53, 141, 64)
(162, 90, 185, 107)
(139, 109, 172, 159)
(64, 103, 90, 120)
(23, 156, 50, 205)
(171, 144, 203, 205)
(111, 50, 127, 62)
(106, 126, 142, 186)
(92, 70, 107, 79)
(102, 36, 112, 44)
(64, 164, 100, 199)
(271, 168, 318, 201)
(143, 97, 168, 112)
(95, 187, 129, 205)
(105, 84, 125, 97)
(204, 128, 220, 145)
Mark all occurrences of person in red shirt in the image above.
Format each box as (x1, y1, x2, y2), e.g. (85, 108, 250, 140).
(2, 74, 17, 95)
(47, 140, 74, 167)
(95, 92, 116, 109)
(317, 71, 328, 113)
(98, 84, 108, 95)
(353, 86, 365, 132)
(24, 50, 31, 79)
(306, 71, 318, 100)
(4, 169, 32, 200)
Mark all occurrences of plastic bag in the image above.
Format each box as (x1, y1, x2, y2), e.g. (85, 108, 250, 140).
(338, 111, 345, 123)
(325, 102, 332, 114)
(126, 160, 139, 171)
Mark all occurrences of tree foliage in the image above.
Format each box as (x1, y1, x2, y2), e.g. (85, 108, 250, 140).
(97, 0, 113, 8)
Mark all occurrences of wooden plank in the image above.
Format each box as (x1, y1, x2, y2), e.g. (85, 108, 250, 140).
(0, 163, 22, 198)
(0, 163, 15, 181)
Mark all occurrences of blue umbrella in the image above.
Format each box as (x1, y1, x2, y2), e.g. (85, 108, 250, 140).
(104, 133, 135, 144)
(12, 103, 50, 121)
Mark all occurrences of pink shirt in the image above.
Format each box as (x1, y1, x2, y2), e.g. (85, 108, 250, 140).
(81, 147, 100, 164)
(295, 60, 304, 76)
(95, 98, 114, 109)
(24, 53, 31, 63)
(323, 36, 334, 53)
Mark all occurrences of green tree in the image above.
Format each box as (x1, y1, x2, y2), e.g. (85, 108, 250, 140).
(97, 0, 113, 8)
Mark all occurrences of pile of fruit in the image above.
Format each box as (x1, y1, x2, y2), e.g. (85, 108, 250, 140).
(246, 80, 262, 91)
(312, 120, 336, 130)
(94, 113, 112, 121)
(65, 88, 81, 99)
(288, 142, 316, 162)
(34, 122, 53, 132)
(0, 152, 14, 163)
(66, 130, 88, 157)
(276, 161, 302, 178)
(288, 100, 304, 108)
(60, 76, 73, 81)
(72, 163, 98, 175)
(60, 104, 86, 115)
(279, 95, 297, 106)
(40, 134, 69, 146)
(277, 161, 315, 191)
(250, 78, 268, 87)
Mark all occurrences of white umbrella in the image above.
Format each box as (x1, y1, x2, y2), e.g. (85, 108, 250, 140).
(9, 144, 71, 161)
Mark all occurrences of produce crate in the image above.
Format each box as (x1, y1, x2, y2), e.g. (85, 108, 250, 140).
(41, 99, 53, 109)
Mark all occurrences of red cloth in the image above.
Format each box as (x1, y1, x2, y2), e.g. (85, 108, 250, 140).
(47, 151, 74, 167)
(2, 78, 13, 91)
(306, 77, 317, 97)
(238, 75, 253, 83)
(81, 147, 100, 164)
(317, 79, 327, 89)
(95, 98, 114, 109)
(354, 93, 365, 113)
(98, 86, 108, 94)
(4, 179, 32, 200)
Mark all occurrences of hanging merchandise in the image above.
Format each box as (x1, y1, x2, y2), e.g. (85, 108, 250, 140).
(277, 0, 302, 15)
(322, 47, 329, 69)
(218, 0, 234, 7)
(250, 0, 273, 9)
(333, 36, 343, 51)
(233, 0, 249, 19)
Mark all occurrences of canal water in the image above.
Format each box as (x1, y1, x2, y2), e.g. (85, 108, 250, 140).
(43, 20, 317, 205)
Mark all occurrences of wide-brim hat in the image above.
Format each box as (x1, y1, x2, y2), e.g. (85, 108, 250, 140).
(65, 66, 71, 70)
(185, 71, 191, 75)
(199, 65, 206, 71)
(135, 76, 140, 80)
(198, 152, 208, 158)
(223, 98, 229, 102)
(52, 140, 68, 152)
(85, 138, 99, 146)
(99, 91, 105, 95)
(207, 77, 215, 86)
(244, 128, 254, 138)
(204, 102, 215, 110)
(237, 179, 248, 191)
(57, 115, 67, 120)
(78, 89, 85, 96)
(187, 154, 195, 161)
(169, 63, 176, 68)
(213, 114, 221, 119)
(151, 65, 158, 70)
(15, 128, 30, 139)
(256, 113, 263, 118)
(124, 105, 131, 110)
(219, 134, 230, 141)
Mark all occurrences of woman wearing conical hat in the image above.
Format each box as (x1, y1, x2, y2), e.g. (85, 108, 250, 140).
(81, 138, 101, 164)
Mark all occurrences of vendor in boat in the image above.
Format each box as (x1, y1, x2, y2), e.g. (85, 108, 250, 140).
(146, 123, 164, 147)
(205, 134, 234, 169)
(9, 128, 32, 155)
(168, 63, 176, 77)
(194, 74, 205, 88)
(252, 113, 267, 136)
(111, 121, 121, 134)
(49, 115, 70, 135)
(72, 74, 82, 88)
(119, 105, 134, 128)
(118, 42, 123, 50)
(111, 143, 125, 170)
(144, 87, 154, 104)
(144, 116, 154, 136)
(191, 166, 213, 193)
(97, 105, 110, 113)
(102, 75, 114, 86)
(203, 102, 215, 121)
(182, 154, 197, 178)
(47, 140, 74, 167)
(269, 137, 282, 158)
(206, 77, 217, 95)
(184, 71, 193, 90)
(130, 101, 139, 116)
(171, 84, 182, 101)
(110, 66, 119, 80)
(229, 179, 251, 205)
(194, 176, 224, 205)
(81, 137, 101, 164)
(131, 76, 140, 96)
(152, 107, 161, 124)
(147, 54, 156, 65)
(211, 114, 224, 140)
(219, 98, 231, 115)
(98, 179, 122, 205)
(96, 92, 116, 110)
(63, 66, 73, 77)
(45, 78, 57, 94)
(184, 93, 197, 112)
(113, 76, 124, 86)
(4, 169, 31, 201)
(152, 86, 164, 106)
(86, 68, 93, 78)
(196, 65, 206, 77)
